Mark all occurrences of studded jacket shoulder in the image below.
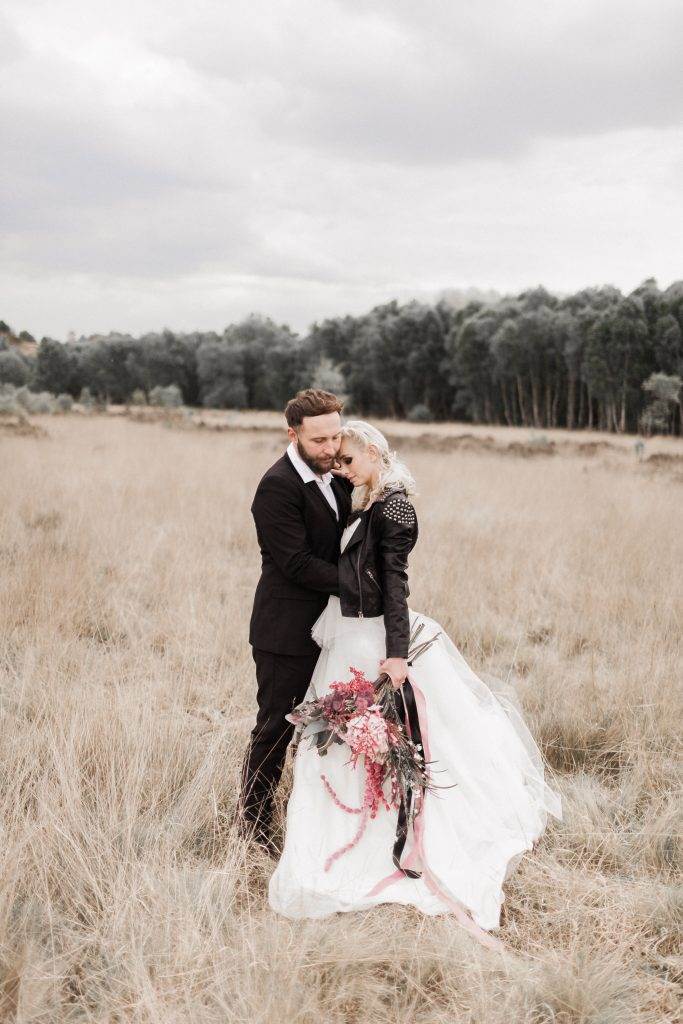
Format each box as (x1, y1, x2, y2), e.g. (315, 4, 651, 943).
(337, 487, 418, 659)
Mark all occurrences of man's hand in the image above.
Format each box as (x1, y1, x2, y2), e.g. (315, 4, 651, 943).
(379, 657, 409, 690)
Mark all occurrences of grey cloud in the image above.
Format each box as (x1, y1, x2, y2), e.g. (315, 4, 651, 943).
(0, 41, 260, 278)
(1, 0, 681, 339)
(1, 187, 262, 278)
(153, 0, 683, 164)
(266, 15, 683, 162)
(0, 11, 27, 67)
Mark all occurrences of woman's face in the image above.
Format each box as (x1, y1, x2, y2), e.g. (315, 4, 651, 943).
(337, 436, 379, 488)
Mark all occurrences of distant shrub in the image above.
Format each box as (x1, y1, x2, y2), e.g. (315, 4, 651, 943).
(30, 392, 57, 413)
(407, 403, 432, 423)
(0, 349, 29, 386)
(310, 358, 347, 398)
(200, 379, 247, 409)
(130, 388, 147, 406)
(13, 386, 31, 408)
(639, 373, 681, 436)
(55, 393, 74, 412)
(79, 387, 95, 410)
(12, 386, 57, 414)
(149, 384, 183, 408)
(0, 383, 22, 415)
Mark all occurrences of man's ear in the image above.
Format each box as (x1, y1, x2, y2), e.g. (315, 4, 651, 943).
(287, 426, 298, 444)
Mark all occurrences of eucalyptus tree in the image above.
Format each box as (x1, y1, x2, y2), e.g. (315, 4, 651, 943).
(640, 372, 682, 435)
(389, 301, 454, 420)
(78, 335, 141, 404)
(222, 314, 303, 409)
(346, 303, 404, 417)
(515, 289, 560, 428)
(447, 305, 498, 423)
(653, 314, 683, 376)
(196, 340, 248, 408)
(490, 306, 533, 426)
(554, 307, 583, 431)
(131, 329, 202, 404)
(34, 337, 80, 397)
(583, 298, 649, 432)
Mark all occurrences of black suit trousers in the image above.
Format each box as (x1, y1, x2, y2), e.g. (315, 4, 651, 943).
(238, 645, 319, 833)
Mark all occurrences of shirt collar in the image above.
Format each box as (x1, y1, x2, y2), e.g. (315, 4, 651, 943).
(286, 441, 333, 486)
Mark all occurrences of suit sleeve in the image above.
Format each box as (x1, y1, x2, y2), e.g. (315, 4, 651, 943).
(378, 498, 417, 659)
(252, 477, 340, 594)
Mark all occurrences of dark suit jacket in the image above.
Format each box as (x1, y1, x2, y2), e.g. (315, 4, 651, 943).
(248, 453, 353, 656)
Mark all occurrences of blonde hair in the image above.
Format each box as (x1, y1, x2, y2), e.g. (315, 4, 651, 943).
(341, 420, 417, 511)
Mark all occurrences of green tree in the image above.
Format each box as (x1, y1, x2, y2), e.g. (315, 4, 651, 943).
(447, 308, 496, 423)
(130, 329, 200, 404)
(491, 312, 529, 426)
(395, 302, 454, 420)
(79, 336, 141, 403)
(196, 341, 247, 408)
(640, 373, 682, 435)
(584, 300, 649, 432)
(0, 349, 30, 386)
(34, 337, 79, 396)
(222, 315, 303, 408)
(653, 314, 683, 375)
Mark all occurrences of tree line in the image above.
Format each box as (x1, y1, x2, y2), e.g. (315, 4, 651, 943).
(1, 277, 682, 434)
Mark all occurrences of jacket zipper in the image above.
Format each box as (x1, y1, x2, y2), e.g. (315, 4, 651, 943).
(365, 567, 382, 593)
(352, 492, 404, 619)
(355, 511, 373, 618)
(355, 504, 378, 617)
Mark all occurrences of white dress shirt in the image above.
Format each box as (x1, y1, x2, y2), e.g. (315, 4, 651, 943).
(286, 441, 339, 519)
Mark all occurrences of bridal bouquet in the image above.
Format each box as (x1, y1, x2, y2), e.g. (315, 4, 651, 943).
(286, 621, 449, 870)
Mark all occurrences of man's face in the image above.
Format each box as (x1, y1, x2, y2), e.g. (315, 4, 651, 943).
(288, 412, 342, 475)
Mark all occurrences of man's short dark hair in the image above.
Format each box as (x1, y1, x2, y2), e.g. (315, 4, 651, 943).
(285, 389, 343, 428)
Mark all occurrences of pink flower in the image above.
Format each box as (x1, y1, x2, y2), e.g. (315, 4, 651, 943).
(346, 710, 390, 759)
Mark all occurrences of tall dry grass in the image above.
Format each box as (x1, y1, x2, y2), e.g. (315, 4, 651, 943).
(0, 413, 681, 1023)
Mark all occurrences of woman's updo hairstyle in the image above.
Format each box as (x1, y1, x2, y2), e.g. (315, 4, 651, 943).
(340, 420, 417, 511)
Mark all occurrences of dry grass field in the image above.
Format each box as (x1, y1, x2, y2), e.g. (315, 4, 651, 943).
(1, 409, 681, 1023)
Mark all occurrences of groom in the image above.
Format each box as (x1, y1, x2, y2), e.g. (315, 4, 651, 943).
(238, 388, 353, 852)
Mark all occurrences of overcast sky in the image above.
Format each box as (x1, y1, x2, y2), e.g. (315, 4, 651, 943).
(1, 0, 682, 340)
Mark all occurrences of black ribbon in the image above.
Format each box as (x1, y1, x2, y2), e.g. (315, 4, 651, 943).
(391, 679, 423, 879)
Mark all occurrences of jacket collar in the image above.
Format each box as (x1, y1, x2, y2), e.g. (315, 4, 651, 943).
(281, 449, 349, 531)
(341, 487, 407, 553)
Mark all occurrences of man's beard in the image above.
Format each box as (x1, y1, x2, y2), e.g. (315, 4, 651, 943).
(297, 440, 335, 476)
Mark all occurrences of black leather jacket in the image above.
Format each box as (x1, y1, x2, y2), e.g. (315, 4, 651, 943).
(338, 488, 418, 659)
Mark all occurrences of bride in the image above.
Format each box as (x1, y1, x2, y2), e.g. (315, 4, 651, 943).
(268, 420, 562, 945)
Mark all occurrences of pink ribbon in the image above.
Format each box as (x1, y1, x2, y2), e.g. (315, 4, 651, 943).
(365, 678, 504, 953)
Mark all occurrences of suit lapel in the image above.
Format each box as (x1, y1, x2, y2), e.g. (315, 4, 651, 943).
(341, 510, 367, 551)
(304, 478, 340, 528)
(282, 452, 350, 534)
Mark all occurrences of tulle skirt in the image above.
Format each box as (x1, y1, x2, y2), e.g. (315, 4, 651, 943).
(267, 597, 562, 933)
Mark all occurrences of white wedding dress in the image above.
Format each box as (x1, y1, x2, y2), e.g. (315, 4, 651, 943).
(268, 519, 562, 940)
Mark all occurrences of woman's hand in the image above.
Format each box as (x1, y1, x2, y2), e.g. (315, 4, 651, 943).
(379, 657, 409, 690)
